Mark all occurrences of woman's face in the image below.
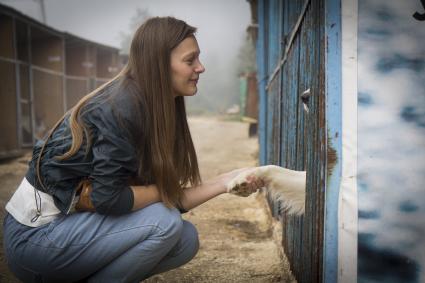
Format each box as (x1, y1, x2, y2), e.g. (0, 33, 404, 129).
(170, 36, 205, 97)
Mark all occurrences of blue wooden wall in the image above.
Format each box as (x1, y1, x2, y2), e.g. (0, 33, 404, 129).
(255, 0, 341, 282)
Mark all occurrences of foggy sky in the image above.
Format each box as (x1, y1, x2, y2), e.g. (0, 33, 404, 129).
(1, 0, 250, 49)
(1, 0, 252, 113)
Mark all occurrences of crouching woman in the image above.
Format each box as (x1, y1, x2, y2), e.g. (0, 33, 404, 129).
(2, 17, 262, 283)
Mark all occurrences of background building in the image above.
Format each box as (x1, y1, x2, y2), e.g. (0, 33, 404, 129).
(0, 3, 120, 158)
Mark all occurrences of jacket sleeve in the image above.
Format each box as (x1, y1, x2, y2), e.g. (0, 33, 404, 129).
(85, 106, 138, 215)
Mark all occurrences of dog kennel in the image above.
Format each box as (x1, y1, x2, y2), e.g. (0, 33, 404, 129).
(0, 3, 121, 158)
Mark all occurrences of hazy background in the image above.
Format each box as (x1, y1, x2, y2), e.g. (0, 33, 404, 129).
(0, 0, 255, 114)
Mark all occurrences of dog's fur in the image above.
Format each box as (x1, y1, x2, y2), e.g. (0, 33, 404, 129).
(226, 165, 306, 215)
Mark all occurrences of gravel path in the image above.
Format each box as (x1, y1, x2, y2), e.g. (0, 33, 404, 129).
(0, 116, 295, 283)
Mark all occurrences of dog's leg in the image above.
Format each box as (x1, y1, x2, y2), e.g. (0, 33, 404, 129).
(226, 165, 306, 215)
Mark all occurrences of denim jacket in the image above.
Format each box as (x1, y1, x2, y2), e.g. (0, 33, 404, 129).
(25, 80, 141, 215)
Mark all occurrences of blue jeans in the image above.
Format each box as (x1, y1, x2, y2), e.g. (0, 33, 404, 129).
(3, 202, 199, 283)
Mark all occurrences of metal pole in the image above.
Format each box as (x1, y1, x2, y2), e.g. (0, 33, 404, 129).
(38, 0, 47, 24)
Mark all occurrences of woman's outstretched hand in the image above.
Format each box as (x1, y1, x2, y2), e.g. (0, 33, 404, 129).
(218, 167, 266, 197)
(173, 167, 265, 211)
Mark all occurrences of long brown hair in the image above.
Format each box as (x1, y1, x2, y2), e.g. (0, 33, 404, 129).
(39, 17, 201, 209)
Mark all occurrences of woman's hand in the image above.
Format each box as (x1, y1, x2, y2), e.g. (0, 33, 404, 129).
(176, 167, 265, 211)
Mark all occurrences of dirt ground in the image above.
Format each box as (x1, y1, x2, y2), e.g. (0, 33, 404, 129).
(0, 116, 296, 283)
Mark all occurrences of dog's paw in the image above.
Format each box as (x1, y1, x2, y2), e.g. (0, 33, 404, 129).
(226, 169, 259, 197)
(228, 182, 254, 197)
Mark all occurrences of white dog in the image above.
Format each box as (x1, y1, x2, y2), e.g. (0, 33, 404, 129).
(226, 165, 306, 215)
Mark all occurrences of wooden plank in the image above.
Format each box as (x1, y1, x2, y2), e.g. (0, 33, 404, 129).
(32, 69, 64, 139)
(96, 47, 118, 79)
(66, 78, 88, 110)
(299, 2, 315, 283)
(280, 0, 303, 281)
(284, 0, 327, 282)
(280, 0, 289, 169)
(30, 26, 64, 72)
(15, 19, 29, 62)
(19, 65, 33, 145)
(256, 0, 268, 166)
(65, 41, 88, 76)
(0, 61, 18, 153)
(0, 14, 15, 59)
(286, 1, 303, 279)
(266, 0, 280, 167)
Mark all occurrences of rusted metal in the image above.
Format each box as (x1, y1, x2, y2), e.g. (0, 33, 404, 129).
(326, 135, 338, 177)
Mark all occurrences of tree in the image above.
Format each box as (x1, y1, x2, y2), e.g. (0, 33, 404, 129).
(119, 8, 151, 55)
(236, 34, 256, 75)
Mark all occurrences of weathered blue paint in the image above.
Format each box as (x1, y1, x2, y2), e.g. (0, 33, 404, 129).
(254, 0, 339, 281)
(268, 0, 280, 71)
(267, 0, 281, 167)
(323, 0, 342, 282)
(280, 3, 304, 279)
(296, 1, 311, 279)
(256, 0, 267, 166)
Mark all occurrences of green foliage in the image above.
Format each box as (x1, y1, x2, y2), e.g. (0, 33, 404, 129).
(236, 35, 257, 75)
